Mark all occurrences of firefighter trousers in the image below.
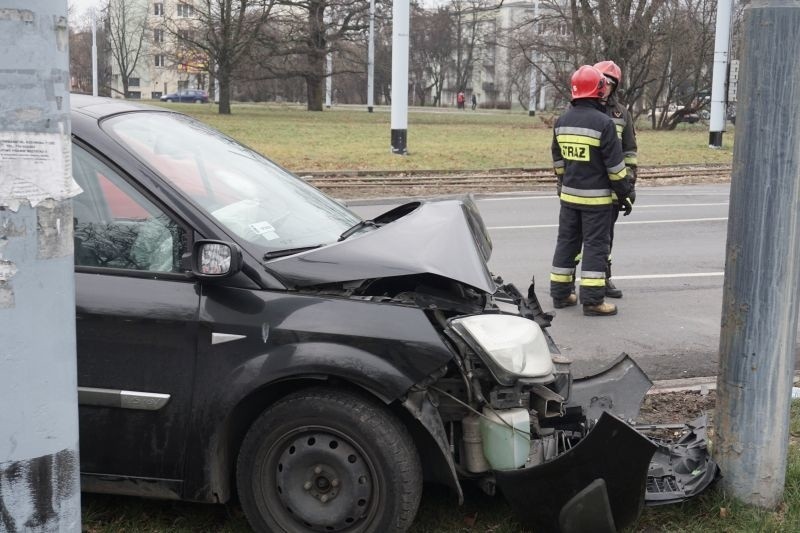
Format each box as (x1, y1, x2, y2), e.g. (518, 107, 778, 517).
(551, 205, 612, 305)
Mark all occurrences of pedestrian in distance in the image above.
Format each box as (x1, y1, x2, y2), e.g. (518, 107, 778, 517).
(457, 90, 466, 110)
(539, 65, 633, 317)
(593, 60, 638, 299)
(471, 94, 477, 110)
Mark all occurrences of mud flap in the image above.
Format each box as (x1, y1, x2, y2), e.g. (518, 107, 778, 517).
(645, 414, 720, 505)
(495, 412, 657, 532)
(566, 354, 652, 421)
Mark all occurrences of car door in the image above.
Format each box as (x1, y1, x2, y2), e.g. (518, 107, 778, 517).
(71, 142, 200, 490)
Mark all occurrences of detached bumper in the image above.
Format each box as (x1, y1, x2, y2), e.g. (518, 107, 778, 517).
(495, 412, 656, 532)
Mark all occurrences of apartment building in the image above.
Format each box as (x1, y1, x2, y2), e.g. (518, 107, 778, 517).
(110, 0, 207, 99)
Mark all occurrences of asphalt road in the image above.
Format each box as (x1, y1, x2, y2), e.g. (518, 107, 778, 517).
(349, 183, 751, 381)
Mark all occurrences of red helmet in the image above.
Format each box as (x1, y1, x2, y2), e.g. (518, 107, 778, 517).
(571, 65, 606, 100)
(593, 60, 622, 84)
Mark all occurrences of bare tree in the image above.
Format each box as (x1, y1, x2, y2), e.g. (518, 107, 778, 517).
(254, 0, 373, 111)
(449, 0, 502, 97)
(69, 11, 112, 96)
(161, 0, 275, 114)
(107, 0, 150, 97)
(410, 6, 453, 106)
(644, 0, 717, 129)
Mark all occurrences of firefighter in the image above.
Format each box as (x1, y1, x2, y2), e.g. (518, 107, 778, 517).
(594, 60, 638, 299)
(548, 65, 633, 316)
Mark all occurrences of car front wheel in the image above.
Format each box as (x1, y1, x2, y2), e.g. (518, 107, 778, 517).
(165, 98, 173, 102)
(236, 387, 422, 533)
(195, 99, 202, 103)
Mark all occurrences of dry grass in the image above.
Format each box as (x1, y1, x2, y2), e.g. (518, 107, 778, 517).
(153, 102, 735, 172)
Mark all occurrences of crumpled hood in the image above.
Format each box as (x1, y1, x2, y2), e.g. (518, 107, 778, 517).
(264, 198, 496, 293)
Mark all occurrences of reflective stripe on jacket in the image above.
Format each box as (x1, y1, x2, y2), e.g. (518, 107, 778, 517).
(552, 100, 631, 209)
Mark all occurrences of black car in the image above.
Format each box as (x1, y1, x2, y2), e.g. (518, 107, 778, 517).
(70, 95, 715, 533)
(159, 88, 208, 103)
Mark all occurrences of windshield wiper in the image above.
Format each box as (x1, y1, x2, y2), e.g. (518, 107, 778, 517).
(338, 220, 377, 242)
(263, 245, 323, 260)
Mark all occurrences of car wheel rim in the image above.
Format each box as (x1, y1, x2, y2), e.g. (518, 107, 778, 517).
(267, 428, 378, 532)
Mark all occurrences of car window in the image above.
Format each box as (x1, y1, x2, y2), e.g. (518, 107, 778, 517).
(71, 144, 187, 272)
(104, 112, 360, 255)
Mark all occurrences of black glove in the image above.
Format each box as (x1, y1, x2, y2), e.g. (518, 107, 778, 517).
(627, 165, 638, 184)
(628, 188, 636, 204)
(621, 197, 633, 216)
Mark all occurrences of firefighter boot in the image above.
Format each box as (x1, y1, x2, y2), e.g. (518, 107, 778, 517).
(583, 301, 618, 316)
(553, 293, 578, 309)
(606, 279, 623, 298)
(605, 262, 622, 298)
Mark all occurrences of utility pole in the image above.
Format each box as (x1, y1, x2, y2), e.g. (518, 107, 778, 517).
(91, 8, 98, 96)
(367, 0, 375, 112)
(528, 1, 539, 117)
(708, 0, 733, 147)
(715, 0, 800, 508)
(390, 0, 409, 154)
(0, 1, 82, 531)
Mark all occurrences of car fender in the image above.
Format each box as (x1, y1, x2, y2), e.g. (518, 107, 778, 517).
(182, 340, 454, 502)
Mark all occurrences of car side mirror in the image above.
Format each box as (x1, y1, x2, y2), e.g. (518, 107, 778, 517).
(192, 240, 243, 279)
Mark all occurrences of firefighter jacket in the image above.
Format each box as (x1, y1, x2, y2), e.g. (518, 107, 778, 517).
(606, 95, 638, 173)
(552, 99, 631, 210)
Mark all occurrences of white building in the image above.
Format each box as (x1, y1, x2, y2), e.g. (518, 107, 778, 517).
(109, 0, 207, 99)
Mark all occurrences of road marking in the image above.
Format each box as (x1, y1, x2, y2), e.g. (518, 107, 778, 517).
(488, 217, 728, 230)
(611, 272, 723, 280)
(635, 202, 728, 208)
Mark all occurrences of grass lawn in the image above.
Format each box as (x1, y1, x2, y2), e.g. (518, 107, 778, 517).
(152, 103, 735, 172)
(81, 401, 800, 533)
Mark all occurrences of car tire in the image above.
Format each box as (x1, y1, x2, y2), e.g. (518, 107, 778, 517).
(195, 99, 202, 103)
(165, 98, 173, 102)
(236, 387, 422, 533)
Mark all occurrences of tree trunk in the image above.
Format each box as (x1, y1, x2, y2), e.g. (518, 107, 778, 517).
(218, 65, 232, 114)
(305, 46, 325, 111)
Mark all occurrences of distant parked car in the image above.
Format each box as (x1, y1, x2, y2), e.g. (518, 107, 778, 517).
(160, 89, 208, 103)
(649, 104, 700, 124)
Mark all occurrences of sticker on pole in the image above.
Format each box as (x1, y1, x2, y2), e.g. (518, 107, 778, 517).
(0, 131, 82, 210)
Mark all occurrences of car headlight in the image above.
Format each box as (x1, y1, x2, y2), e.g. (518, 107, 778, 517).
(450, 314, 554, 385)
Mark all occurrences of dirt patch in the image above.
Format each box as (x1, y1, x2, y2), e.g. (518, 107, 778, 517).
(635, 390, 716, 441)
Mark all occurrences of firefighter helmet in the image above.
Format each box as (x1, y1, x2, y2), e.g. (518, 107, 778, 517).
(571, 65, 606, 100)
(593, 60, 622, 84)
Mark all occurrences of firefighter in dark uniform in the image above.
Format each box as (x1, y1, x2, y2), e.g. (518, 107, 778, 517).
(594, 60, 638, 299)
(549, 65, 633, 316)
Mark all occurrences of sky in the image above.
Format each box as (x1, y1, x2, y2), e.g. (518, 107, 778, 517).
(69, 0, 103, 20)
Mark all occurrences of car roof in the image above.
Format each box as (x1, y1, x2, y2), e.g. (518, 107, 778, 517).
(70, 93, 168, 119)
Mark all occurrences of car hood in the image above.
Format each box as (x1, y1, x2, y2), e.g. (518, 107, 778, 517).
(264, 198, 496, 293)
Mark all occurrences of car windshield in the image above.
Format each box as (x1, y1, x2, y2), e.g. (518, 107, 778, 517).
(103, 112, 360, 255)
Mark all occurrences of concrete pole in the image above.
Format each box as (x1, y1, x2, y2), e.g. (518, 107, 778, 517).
(367, 0, 375, 112)
(91, 9, 98, 96)
(528, 1, 539, 117)
(390, 0, 409, 154)
(539, 83, 546, 111)
(0, 1, 82, 531)
(708, 0, 733, 147)
(715, 0, 800, 508)
(326, 52, 332, 108)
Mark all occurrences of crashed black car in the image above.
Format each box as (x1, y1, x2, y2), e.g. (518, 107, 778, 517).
(70, 95, 715, 533)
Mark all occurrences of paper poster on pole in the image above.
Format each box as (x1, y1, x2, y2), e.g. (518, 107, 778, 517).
(0, 131, 82, 210)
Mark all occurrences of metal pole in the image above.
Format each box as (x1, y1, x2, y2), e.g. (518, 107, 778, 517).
(367, 0, 375, 112)
(715, 0, 800, 508)
(528, 1, 539, 117)
(708, 0, 733, 147)
(0, 1, 82, 530)
(539, 83, 546, 111)
(91, 8, 98, 96)
(390, 0, 409, 154)
(326, 52, 332, 108)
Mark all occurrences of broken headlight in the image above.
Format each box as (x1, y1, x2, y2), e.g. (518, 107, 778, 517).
(450, 314, 554, 386)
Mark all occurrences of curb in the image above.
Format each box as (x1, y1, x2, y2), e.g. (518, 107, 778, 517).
(649, 373, 800, 395)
